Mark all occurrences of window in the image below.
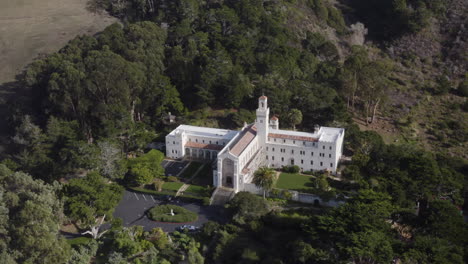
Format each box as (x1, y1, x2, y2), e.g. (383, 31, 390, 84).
(281, 157, 284, 162)
(189, 138, 192, 142)
(203, 140, 205, 143)
(266, 147, 269, 151)
(272, 156, 275, 160)
(291, 159, 294, 165)
(260, 120, 263, 123)
(313, 142, 316, 146)
(173, 141, 175, 144)
(301, 160, 304, 164)
(261, 102, 264, 107)
(329, 154, 332, 158)
(303, 141, 306, 145)
(311, 152, 314, 156)
(320, 162, 323, 166)
(196, 139, 198, 143)
(266, 155, 268, 160)
(293, 140, 295, 144)
(273, 148, 275, 152)
(329, 146, 332, 150)
(323, 146, 325, 149)
(274, 138, 276, 142)
(330, 163, 333, 167)
(283, 139, 286, 143)
(209, 141, 212, 144)
(216, 141, 218, 144)
(310, 160, 313, 165)
(171, 150, 174, 153)
(291, 150, 294, 154)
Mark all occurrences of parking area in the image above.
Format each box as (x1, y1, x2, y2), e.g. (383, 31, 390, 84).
(113, 190, 227, 232)
(162, 159, 189, 177)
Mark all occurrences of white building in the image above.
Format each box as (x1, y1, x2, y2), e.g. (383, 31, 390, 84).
(166, 96, 345, 193)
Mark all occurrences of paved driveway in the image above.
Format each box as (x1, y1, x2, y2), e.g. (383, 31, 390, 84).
(113, 190, 227, 232)
(162, 160, 189, 177)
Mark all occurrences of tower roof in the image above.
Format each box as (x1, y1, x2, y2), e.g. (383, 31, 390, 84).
(259, 95, 267, 100)
(270, 116, 278, 121)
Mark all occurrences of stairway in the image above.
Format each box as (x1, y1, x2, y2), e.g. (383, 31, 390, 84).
(210, 187, 235, 206)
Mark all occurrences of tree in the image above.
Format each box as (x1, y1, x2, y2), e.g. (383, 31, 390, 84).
(288, 109, 303, 130)
(98, 140, 126, 180)
(64, 171, 123, 226)
(0, 165, 71, 263)
(253, 167, 276, 199)
(228, 192, 269, 223)
(341, 46, 368, 110)
(127, 149, 165, 185)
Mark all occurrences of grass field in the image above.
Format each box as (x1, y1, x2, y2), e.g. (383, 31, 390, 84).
(163, 182, 184, 192)
(275, 173, 316, 193)
(185, 185, 210, 197)
(0, 0, 116, 84)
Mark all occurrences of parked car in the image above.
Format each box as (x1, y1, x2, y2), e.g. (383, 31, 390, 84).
(177, 225, 199, 232)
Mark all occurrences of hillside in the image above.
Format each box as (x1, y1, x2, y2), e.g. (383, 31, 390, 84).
(0, 0, 116, 84)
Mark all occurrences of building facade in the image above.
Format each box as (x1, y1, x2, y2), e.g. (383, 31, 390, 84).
(166, 96, 345, 193)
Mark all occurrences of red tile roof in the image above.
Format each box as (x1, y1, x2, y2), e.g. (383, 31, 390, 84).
(185, 142, 224, 151)
(270, 116, 278, 121)
(268, 133, 318, 142)
(259, 95, 267, 100)
(230, 125, 257, 156)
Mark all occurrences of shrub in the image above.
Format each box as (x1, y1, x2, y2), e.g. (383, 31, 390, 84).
(281, 190, 293, 200)
(282, 165, 300, 173)
(458, 77, 468, 97)
(147, 205, 197, 223)
(202, 197, 211, 206)
(153, 179, 164, 191)
(167, 176, 179, 182)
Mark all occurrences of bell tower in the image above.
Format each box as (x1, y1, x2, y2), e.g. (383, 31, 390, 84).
(255, 95, 269, 144)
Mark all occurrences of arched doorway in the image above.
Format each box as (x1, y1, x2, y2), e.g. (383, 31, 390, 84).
(222, 158, 234, 188)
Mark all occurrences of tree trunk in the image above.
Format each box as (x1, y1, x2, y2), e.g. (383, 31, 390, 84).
(263, 190, 266, 199)
(130, 100, 135, 123)
(370, 99, 380, 124)
(365, 101, 370, 125)
(352, 71, 357, 110)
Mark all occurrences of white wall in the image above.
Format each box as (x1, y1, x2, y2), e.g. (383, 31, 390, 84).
(265, 139, 339, 172)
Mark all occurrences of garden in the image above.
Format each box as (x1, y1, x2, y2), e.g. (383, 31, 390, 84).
(147, 205, 198, 223)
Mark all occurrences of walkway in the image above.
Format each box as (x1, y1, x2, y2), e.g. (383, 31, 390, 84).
(210, 187, 235, 206)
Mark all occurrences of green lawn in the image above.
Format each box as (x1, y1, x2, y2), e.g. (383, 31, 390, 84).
(185, 184, 211, 197)
(67, 236, 93, 246)
(163, 182, 184, 191)
(179, 162, 203, 178)
(275, 173, 316, 192)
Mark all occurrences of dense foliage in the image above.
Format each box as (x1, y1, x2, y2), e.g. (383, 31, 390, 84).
(349, 0, 450, 40)
(64, 171, 124, 226)
(0, 165, 71, 264)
